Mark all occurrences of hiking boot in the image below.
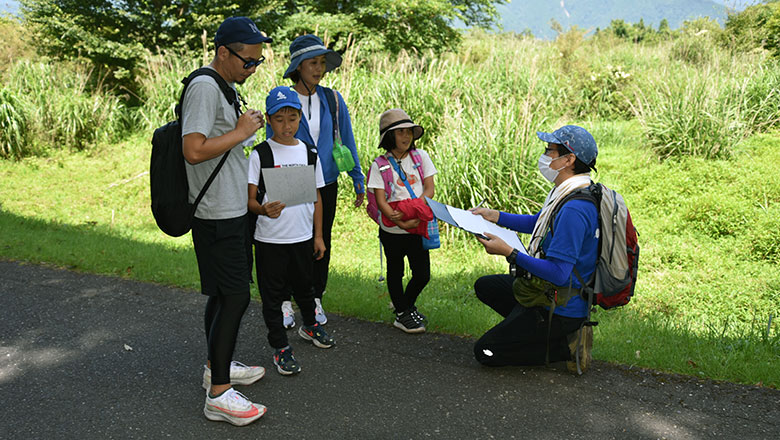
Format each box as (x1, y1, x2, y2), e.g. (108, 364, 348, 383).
(567, 325, 593, 375)
(314, 297, 328, 325)
(204, 388, 266, 426)
(273, 347, 301, 375)
(202, 361, 266, 390)
(281, 301, 296, 329)
(298, 322, 335, 348)
(394, 310, 425, 334)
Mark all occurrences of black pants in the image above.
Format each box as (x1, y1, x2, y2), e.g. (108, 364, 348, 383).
(473, 274, 584, 366)
(379, 228, 430, 313)
(313, 181, 338, 298)
(192, 216, 251, 385)
(255, 240, 317, 349)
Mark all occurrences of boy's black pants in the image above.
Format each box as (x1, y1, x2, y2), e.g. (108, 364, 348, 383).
(254, 239, 317, 349)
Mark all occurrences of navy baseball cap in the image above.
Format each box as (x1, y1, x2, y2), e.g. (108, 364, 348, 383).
(266, 86, 302, 115)
(537, 125, 598, 167)
(215, 17, 272, 46)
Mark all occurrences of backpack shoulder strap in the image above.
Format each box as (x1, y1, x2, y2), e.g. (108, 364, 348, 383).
(178, 68, 241, 119)
(548, 184, 599, 236)
(321, 86, 340, 143)
(252, 141, 273, 203)
(373, 155, 394, 198)
(302, 141, 319, 167)
(410, 149, 425, 181)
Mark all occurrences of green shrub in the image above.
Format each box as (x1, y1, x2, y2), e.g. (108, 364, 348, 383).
(0, 87, 31, 159)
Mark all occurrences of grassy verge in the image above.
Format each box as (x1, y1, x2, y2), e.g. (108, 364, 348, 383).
(1, 122, 777, 388)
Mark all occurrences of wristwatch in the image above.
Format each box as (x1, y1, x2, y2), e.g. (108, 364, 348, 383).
(506, 248, 519, 264)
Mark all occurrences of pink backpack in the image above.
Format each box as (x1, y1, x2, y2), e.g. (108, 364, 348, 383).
(365, 151, 425, 224)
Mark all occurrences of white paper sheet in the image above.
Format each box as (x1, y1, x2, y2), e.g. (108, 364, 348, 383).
(262, 165, 317, 206)
(446, 205, 527, 254)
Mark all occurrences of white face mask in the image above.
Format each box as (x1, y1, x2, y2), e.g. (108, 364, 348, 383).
(537, 153, 569, 183)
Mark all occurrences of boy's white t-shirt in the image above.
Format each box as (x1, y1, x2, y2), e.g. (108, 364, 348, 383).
(248, 138, 326, 244)
(367, 149, 437, 234)
(296, 91, 321, 145)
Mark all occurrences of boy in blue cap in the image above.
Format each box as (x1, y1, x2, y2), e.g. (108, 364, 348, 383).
(248, 86, 335, 376)
(471, 125, 599, 373)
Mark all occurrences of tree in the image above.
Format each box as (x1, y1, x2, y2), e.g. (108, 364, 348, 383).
(20, 0, 505, 89)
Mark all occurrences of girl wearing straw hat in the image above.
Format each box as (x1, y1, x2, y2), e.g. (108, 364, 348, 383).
(267, 34, 365, 328)
(367, 109, 437, 333)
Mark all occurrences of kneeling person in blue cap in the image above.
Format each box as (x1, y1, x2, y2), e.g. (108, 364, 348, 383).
(248, 86, 335, 376)
(470, 125, 599, 373)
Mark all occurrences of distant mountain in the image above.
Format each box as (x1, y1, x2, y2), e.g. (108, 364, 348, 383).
(496, 0, 731, 39)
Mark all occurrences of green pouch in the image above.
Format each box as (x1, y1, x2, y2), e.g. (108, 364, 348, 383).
(332, 140, 355, 172)
(512, 275, 576, 308)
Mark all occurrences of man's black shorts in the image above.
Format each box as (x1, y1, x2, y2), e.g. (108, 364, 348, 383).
(191, 215, 250, 296)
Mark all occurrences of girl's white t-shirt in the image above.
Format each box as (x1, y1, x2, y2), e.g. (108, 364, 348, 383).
(296, 90, 321, 145)
(367, 149, 437, 234)
(248, 139, 325, 244)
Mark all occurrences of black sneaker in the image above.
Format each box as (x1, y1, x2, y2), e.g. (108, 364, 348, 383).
(411, 306, 427, 324)
(298, 322, 335, 349)
(394, 310, 426, 334)
(273, 347, 301, 376)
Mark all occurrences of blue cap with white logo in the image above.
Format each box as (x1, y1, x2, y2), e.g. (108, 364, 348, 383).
(537, 125, 598, 168)
(215, 17, 272, 46)
(265, 86, 302, 115)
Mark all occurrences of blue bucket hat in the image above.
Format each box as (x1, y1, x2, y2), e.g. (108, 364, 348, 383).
(283, 34, 342, 79)
(215, 17, 272, 46)
(266, 86, 302, 116)
(537, 125, 598, 168)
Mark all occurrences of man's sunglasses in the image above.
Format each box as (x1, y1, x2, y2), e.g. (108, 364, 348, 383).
(225, 46, 265, 69)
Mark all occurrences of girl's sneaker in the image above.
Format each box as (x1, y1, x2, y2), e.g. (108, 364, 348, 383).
(298, 322, 335, 348)
(394, 310, 426, 334)
(204, 388, 266, 426)
(202, 361, 265, 390)
(273, 347, 301, 375)
(411, 306, 427, 324)
(281, 301, 296, 329)
(314, 297, 328, 325)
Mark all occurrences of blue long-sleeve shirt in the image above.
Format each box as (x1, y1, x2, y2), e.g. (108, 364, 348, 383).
(496, 200, 599, 318)
(266, 85, 365, 193)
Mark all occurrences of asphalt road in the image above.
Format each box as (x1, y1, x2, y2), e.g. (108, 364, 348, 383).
(1, 260, 778, 439)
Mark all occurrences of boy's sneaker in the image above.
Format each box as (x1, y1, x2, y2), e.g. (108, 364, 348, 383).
(567, 325, 593, 375)
(411, 306, 427, 324)
(273, 347, 301, 375)
(204, 388, 266, 426)
(202, 361, 265, 390)
(394, 310, 426, 334)
(298, 322, 335, 348)
(314, 297, 328, 325)
(281, 301, 296, 329)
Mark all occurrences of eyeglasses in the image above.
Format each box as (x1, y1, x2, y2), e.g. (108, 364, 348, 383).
(225, 46, 265, 69)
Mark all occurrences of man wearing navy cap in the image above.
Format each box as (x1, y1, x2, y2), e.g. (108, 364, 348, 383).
(471, 125, 599, 374)
(181, 16, 271, 426)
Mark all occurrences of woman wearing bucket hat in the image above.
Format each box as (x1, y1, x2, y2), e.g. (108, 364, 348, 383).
(267, 34, 365, 328)
(470, 125, 599, 373)
(367, 109, 437, 333)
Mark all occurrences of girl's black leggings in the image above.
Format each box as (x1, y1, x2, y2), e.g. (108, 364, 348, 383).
(379, 228, 430, 313)
(204, 293, 250, 385)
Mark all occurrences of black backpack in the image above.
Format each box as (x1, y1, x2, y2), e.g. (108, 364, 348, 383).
(150, 68, 242, 237)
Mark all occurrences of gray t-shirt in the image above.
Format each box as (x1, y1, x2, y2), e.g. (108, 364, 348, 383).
(180, 67, 254, 220)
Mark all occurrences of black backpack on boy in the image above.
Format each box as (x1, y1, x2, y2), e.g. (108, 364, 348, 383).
(150, 68, 242, 237)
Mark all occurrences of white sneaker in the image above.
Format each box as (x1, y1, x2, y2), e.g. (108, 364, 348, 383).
(202, 361, 266, 390)
(281, 301, 296, 329)
(314, 297, 328, 325)
(204, 388, 266, 426)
